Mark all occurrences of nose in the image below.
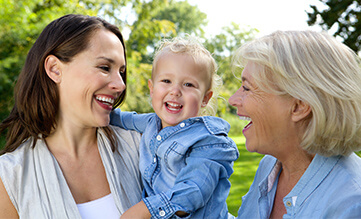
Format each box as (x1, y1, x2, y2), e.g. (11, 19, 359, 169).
(110, 72, 126, 93)
(228, 88, 242, 106)
(170, 84, 181, 97)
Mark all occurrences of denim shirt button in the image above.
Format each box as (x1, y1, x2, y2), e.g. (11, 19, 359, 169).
(156, 135, 162, 141)
(180, 122, 185, 128)
(286, 201, 292, 207)
(153, 157, 157, 163)
(159, 210, 165, 216)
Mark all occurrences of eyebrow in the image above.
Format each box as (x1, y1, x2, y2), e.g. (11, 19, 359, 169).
(97, 56, 115, 63)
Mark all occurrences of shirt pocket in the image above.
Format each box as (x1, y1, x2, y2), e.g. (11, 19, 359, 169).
(161, 141, 189, 174)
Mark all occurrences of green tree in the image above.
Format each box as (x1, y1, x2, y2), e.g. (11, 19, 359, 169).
(205, 23, 258, 115)
(0, 0, 99, 121)
(126, 0, 207, 61)
(307, 0, 361, 52)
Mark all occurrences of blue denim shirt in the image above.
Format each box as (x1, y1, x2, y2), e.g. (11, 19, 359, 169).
(231, 153, 361, 219)
(110, 109, 239, 219)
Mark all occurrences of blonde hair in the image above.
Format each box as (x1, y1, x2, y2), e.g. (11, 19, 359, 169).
(152, 36, 221, 116)
(233, 30, 361, 156)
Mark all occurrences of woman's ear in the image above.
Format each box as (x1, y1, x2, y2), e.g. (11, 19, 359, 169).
(44, 55, 62, 83)
(148, 79, 154, 98)
(291, 99, 312, 122)
(201, 90, 213, 107)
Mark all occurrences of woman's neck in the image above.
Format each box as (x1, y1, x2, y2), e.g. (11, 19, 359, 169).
(45, 119, 98, 158)
(277, 148, 315, 192)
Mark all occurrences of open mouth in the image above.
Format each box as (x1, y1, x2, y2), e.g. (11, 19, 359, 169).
(239, 116, 252, 130)
(95, 95, 115, 110)
(95, 96, 114, 105)
(165, 102, 183, 112)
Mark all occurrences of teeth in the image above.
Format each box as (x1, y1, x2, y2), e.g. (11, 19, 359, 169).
(96, 96, 114, 104)
(239, 116, 252, 121)
(167, 102, 181, 107)
(168, 107, 178, 111)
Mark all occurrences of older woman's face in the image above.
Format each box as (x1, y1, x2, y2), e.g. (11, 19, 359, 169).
(228, 62, 295, 155)
(58, 29, 126, 128)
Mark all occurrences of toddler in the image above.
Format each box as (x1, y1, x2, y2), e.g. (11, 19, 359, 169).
(111, 36, 239, 218)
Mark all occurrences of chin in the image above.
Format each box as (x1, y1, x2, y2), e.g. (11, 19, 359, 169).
(245, 142, 257, 153)
(97, 118, 110, 127)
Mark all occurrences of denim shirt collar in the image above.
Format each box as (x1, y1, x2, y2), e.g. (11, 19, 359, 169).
(284, 155, 341, 210)
(258, 154, 341, 218)
(155, 115, 230, 135)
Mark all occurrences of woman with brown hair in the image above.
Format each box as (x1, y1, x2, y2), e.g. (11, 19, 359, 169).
(0, 14, 142, 218)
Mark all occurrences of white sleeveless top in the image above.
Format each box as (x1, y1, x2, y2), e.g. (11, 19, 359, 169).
(77, 193, 120, 219)
(0, 126, 142, 218)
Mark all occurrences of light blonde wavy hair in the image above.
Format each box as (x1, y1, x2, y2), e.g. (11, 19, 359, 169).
(233, 30, 361, 156)
(152, 36, 222, 116)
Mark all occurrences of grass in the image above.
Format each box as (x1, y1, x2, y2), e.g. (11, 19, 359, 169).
(226, 135, 264, 216)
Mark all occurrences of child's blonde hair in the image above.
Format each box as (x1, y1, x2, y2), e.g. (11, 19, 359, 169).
(152, 36, 222, 116)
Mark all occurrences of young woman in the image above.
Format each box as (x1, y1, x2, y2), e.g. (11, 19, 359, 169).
(0, 14, 142, 218)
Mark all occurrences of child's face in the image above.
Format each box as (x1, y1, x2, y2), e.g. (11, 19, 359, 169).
(148, 53, 213, 128)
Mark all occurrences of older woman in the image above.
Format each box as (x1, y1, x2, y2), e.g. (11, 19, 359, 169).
(229, 30, 361, 218)
(0, 14, 142, 218)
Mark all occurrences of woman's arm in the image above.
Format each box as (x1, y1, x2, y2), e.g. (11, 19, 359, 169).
(0, 178, 18, 218)
(120, 200, 151, 219)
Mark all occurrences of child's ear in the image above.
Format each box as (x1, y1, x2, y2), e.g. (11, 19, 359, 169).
(44, 55, 62, 83)
(291, 99, 312, 122)
(148, 79, 154, 98)
(201, 90, 213, 107)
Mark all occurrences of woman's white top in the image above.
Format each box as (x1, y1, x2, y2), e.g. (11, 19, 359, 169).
(0, 126, 142, 218)
(77, 193, 120, 219)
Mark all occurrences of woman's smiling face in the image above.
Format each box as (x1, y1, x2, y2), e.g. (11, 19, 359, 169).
(228, 61, 296, 155)
(57, 29, 126, 128)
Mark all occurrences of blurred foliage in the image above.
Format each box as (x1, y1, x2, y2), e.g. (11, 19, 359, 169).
(307, 0, 361, 52)
(204, 23, 258, 117)
(0, 0, 99, 121)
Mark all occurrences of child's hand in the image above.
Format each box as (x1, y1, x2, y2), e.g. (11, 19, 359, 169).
(120, 200, 151, 219)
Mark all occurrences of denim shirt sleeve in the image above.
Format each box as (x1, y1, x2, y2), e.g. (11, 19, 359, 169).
(338, 202, 361, 218)
(110, 108, 152, 133)
(143, 137, 239, 218)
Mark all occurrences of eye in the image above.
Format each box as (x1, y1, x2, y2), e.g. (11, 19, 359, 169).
(184, 82, 195, 87)
(242, 85, 250, 92)
(99, 65, 110, 72)
(119, 65, 126, 75)
(161, 79, 171, 83)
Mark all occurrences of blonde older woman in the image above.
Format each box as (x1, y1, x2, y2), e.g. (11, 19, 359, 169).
(229, 30, 361, 218)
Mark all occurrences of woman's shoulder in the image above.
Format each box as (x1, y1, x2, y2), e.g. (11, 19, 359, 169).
(109, 125, 141, 152)
(338, 153, 361, 185)
(0, 138, 34, 208)
(0, 138, 33, 168)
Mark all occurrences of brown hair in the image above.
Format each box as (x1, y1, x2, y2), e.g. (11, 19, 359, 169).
(0, 14, 127, 154)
